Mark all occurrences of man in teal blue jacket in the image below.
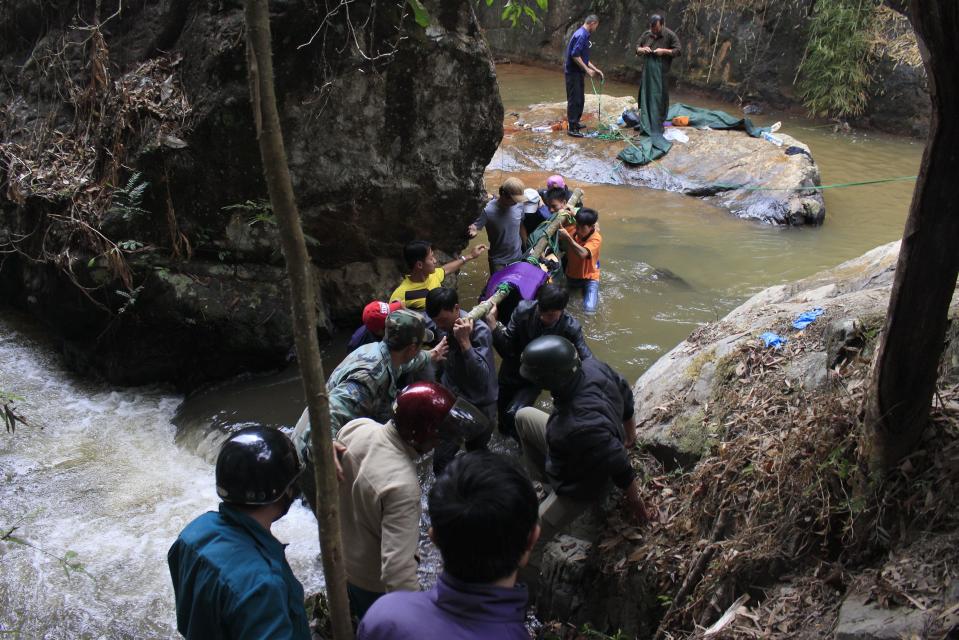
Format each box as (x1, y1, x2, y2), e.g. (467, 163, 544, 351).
(168, 427, 311, 639)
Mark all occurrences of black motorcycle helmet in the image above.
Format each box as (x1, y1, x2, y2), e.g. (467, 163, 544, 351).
(215, 426, 303, 505)
(519, 335, 581, 392)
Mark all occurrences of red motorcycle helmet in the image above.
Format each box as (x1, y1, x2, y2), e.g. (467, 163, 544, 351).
(393, 382, 489, 450)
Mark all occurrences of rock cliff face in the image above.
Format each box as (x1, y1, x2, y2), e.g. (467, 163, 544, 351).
(0, 0, 501, 388)
(476, 0, 929, 137)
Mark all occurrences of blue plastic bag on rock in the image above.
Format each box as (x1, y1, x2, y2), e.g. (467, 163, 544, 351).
(792, 308, 824, 330)
(760, 332, 787, 349)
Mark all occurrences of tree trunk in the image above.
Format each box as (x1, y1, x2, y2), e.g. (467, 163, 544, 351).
(243, 1, 352, 637)
(864, 1, 959, 471)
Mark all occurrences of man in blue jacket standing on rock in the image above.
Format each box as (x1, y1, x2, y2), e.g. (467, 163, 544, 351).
(565, 14, 604, 137)
(357, 451, 539, 640)
(167, 426, 310, 639)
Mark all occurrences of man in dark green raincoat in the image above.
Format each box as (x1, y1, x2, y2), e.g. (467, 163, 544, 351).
(635, 14, 682, 137)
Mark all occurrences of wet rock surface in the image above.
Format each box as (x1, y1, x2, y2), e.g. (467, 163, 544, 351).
(0, 0, 500, 388)
(493, 94, 824, 225)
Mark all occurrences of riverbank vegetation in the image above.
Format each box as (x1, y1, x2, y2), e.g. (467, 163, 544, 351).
(796, 0, 878, 117)
(682, 0, 922, 119)
(570, 316, 959, 638)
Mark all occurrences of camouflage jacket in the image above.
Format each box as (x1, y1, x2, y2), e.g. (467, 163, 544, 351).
(292, 341, 429, 458)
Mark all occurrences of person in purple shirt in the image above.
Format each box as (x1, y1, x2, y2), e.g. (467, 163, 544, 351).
(357, 451, 540, 640)
(564, 15, 604, 136)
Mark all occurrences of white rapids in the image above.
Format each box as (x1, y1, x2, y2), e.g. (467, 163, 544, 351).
(0, 312, 324, 639)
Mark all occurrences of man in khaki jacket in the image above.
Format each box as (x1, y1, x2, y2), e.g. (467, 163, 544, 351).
(336, 381, 488, 620)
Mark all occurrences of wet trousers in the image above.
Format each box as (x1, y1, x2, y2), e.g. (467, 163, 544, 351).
(565, 72, 585, 129)
(567, 277, 600, 314)
(514, 406, 593, 545)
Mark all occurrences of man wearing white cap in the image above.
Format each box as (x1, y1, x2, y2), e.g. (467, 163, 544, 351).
(520, 188, 550, 243)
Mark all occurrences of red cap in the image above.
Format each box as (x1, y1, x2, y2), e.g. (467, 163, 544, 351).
(362, 300, 403, 335)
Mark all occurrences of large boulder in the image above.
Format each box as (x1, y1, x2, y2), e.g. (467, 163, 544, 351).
(633, 242, 880, 467)
(0, 0, 501, 388)
(494, 94, 824, 225)
(632, 240, 959, 466)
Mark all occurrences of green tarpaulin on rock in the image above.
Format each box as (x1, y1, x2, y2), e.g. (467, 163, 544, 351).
(639, 56, 667, 138)
(667, 103, 769, 138)
(617, 102, 771, 166)
(622, 56, 672, 166)
(617, 135, 672, 167)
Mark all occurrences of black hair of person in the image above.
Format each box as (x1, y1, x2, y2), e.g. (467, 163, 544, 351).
(575, 208, 599, 226)
(536, 283, 570, 312)
(403, 240, 433, 270)
(425, 287, 458, 319)
(428, 451, 538, 583)
(545, 187, 569, 204)
(650, 14, 663, 27)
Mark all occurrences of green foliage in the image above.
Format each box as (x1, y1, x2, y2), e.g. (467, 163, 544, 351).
(486, 0, 547, 27)
(115, 285, 145, 315)
(797, 0, 880, 118)
(1, 523, 91, 579)
(116, 239, 143, 251)
(1, 391, 30, 434)
(108, 172, 150, 221)
(407, 0, 430, 27)
(221, 199, 275, 227)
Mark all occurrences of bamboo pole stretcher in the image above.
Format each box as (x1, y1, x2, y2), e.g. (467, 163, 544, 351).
(467, 187, 584, 321)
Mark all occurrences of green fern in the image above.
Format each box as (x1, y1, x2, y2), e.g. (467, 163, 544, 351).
(108, 172, 150, 221)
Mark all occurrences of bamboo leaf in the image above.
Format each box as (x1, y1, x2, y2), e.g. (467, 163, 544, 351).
(407, 0, 430, 28)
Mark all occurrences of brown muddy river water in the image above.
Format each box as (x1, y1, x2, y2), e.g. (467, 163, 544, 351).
(470, 65, 922, 375)
(0, 63, 923, 638)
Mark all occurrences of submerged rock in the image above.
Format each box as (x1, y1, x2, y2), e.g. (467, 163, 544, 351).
(493, 94, 825, 225)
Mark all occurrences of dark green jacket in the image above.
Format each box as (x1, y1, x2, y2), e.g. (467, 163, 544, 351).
(168, 503, 311, 640)
(636, 27, 682, 73)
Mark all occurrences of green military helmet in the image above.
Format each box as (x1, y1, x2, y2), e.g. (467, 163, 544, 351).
(519, 335, 581, 391)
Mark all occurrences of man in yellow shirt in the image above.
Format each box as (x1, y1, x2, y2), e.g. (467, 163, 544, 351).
(390, 240, 487, 310)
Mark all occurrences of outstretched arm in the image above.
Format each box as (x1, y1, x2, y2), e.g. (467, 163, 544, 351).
(442, 244, 487, 274)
